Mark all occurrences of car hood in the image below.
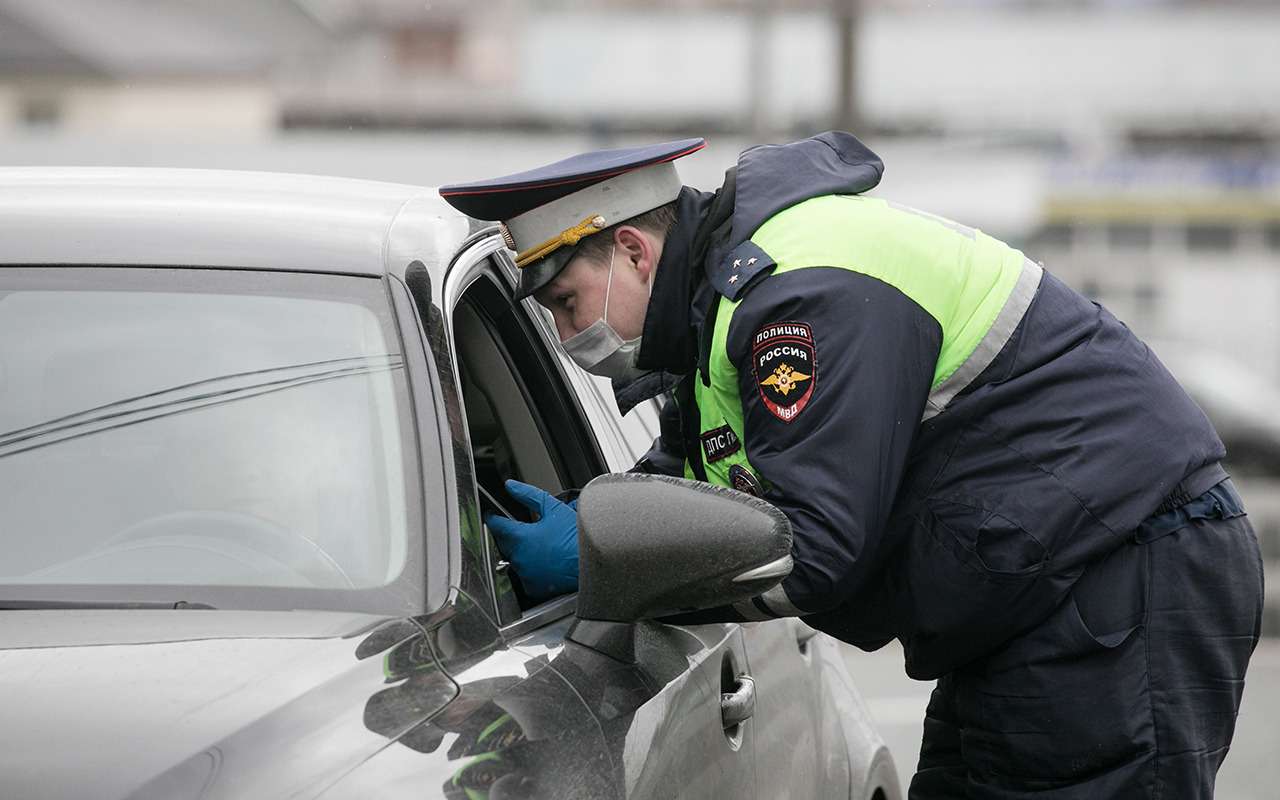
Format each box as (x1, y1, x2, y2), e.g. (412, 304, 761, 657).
(0, 609, 449, 800)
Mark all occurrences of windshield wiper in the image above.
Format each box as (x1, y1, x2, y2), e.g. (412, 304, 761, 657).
(0, 599, 216, 610)
(0, 354, 402, 459)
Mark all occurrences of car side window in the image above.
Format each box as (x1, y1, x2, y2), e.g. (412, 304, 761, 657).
(450, 264, 604, 626)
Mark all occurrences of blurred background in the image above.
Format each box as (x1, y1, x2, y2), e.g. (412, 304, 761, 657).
(2, 0, 1276, 794)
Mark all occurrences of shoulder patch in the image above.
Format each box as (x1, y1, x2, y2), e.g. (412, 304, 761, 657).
(752, 321, 817, 423)
(709, 240, 776, 301)
(700, 425, 740, 463)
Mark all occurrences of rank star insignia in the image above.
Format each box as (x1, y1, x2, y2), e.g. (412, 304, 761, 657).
(746, 257, 757, 266)
(728, 274, 739, 284)
(733, 259, 742, 268)
(751, 321, 817, 423)
(760, 362, 810, 397)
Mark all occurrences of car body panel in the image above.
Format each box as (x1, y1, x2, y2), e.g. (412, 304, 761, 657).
(512, 615, 758, 798)
(740, 618, 828, 797)
(0, 168, 899, 800)
(0, 167, 475, 286)
(0, 610, 422, 799)
(327, 589, 616, 800)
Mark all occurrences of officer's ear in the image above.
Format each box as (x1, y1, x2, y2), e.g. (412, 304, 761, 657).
(613, 224, 662, 284)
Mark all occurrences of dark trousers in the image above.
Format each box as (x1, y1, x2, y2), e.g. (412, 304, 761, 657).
(910, 480, 1265, 799)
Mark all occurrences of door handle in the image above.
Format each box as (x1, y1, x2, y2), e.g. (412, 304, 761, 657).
(721, 675, 756, 729)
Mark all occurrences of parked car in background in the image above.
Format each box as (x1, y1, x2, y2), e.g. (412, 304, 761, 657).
(0, 168, 900, 800)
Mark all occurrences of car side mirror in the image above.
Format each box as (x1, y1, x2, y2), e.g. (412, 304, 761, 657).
(573, 472, 793, 625)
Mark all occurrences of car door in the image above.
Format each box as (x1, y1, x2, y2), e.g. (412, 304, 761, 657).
(738, 619, 827, 797)
(436, 242, 759, 798)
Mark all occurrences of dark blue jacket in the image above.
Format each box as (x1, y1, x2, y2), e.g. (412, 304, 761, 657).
(634, 133, 1225, 679)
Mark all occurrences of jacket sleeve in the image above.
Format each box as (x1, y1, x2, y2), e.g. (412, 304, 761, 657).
(725, 266, 941, 619)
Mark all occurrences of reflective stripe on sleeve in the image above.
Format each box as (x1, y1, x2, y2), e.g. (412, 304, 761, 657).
(923, 257, 1043, 420)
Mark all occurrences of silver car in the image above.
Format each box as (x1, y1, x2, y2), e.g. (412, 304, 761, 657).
(0, 168, 901, 800)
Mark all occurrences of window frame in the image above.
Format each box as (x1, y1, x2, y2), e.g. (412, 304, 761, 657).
(441, 254, 606, 631)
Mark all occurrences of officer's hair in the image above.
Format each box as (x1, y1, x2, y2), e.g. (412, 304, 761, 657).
(574, 201, 677, 266)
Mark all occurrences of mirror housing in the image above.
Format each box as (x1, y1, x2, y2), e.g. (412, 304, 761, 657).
(574, 473, 793, 623)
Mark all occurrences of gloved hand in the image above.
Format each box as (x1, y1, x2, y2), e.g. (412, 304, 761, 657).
(484, 479, 579, 602)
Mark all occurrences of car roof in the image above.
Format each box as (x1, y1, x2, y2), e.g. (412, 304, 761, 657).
(0, 167, 484, 278)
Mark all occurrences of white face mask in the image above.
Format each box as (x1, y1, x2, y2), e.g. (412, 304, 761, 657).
(561, 242, 651, 383)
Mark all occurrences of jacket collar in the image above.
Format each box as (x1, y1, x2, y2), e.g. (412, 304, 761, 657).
(633, 186, 709, 375)
(636, 172, 737, 375)
(611, 172, 737, 414)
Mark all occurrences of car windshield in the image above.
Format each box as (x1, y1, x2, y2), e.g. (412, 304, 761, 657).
(0, 267, 423, 613)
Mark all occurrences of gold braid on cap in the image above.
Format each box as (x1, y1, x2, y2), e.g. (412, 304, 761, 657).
(514, 214, 607, 268)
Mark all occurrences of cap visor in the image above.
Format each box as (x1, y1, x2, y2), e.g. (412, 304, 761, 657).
(515, 245, 577, 301)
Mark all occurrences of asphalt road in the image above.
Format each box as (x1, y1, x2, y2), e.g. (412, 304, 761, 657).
(841, 638, 1280, 799)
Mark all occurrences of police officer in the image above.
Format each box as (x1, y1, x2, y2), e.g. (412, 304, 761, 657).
(439, 132, 1264, 798)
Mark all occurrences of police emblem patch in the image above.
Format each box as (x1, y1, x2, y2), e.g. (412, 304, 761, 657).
(729, 464, 763, 497)
(700, 425, 740, 463)
(752, 321, 816, 423)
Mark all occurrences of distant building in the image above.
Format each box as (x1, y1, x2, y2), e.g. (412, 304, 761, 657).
(2, 0, 1276, 149)
(0, 0, 326, 134)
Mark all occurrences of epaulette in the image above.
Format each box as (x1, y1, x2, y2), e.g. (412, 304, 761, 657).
(707, 240, 776, 301)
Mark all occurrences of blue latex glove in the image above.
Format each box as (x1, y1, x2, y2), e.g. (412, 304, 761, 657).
(484, 479, 579, 602)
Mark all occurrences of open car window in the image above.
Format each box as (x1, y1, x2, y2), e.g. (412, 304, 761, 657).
(450, 263, 605, 626)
